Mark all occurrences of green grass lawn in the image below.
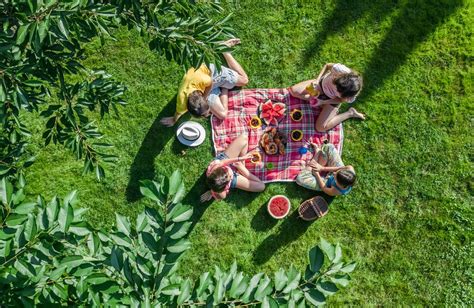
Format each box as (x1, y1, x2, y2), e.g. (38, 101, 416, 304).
(24, 0, 472, 305)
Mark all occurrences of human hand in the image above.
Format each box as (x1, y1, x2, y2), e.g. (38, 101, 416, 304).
(160, 117, 176, 127)
(309, 161, 323, 172)
(221, 38, 241, 47)
(200, 191, 212, 203)
(242, 153, 254, 160)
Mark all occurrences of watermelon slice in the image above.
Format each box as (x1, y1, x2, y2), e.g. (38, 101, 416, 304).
(259, 100, 286, 126)
(267, 195, 291, 219)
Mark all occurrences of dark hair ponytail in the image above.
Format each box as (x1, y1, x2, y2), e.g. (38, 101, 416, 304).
(336, 169, 356, 187)
(206, 167, 230, 193)
(334, 73, 363, 98)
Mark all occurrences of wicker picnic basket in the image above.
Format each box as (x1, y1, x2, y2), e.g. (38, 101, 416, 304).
(298, 196, 329, 221)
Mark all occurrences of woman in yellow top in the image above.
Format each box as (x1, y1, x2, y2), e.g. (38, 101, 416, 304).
(160, 39, 249, 127)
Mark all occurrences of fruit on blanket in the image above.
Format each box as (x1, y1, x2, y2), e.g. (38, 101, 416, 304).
(268, 195, 291, 219)
(290, 109, 303, 121)
(265, 142, 278, 155)
(259, 100, 286, 125)
(249, 116, 262, 129)
(251, 152, 262, 163)
(279, 143, 285, 155)
(259, 127, 286, 155)
(291, 129, 303, 141)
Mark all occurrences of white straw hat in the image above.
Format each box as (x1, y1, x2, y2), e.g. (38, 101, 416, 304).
(176, 121, 206, 147)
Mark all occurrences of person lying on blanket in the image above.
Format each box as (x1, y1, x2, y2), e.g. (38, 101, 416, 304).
(200, 135, 265, 202)
(160, 38, 249, 127)
(296, 141, 356, 196)
(289, 63, 365, 132)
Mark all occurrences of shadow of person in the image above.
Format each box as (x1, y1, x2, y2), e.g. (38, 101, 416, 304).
(252, 193, 334, 265)
(359, 0, 463, 100)
(301, 0, 395, 66)
(125, 94, 184, 202)
(302, 0, 462, 101)
(182, 171, 212, 234)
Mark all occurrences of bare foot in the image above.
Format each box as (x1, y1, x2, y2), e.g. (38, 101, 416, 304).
(349, 107, 365, 120)
(222, 38, 241, 47)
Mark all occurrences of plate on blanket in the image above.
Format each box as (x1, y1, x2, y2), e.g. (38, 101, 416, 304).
(259, 127, 286, 155)
(258, 100, 286, 126)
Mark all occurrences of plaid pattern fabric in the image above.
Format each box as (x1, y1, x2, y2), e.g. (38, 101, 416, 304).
(211, 88, 343, 183)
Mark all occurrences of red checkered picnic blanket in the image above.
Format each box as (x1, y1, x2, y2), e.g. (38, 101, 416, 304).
(211, 88, 343, 182)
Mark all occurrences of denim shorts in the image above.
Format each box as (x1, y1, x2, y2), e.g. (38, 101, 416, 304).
(208, 64, 239, 107)
(215, 152, 238, 189)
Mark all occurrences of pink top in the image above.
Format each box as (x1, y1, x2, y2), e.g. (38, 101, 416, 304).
(310, 63, 357, 107)
(206, 161, 234, 200)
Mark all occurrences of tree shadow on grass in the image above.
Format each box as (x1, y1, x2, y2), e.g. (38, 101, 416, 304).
(301, 0, 393, 67)
(359, 0, 463, 100)
(302, 0, 462, 100)
(126, 95, 181, 202)
(252, 192, 334, 265)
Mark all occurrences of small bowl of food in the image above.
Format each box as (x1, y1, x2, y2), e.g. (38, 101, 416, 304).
(267, 195, 291, 219)
(290, 109, 303, 122)
(291, 129, 303, 142)
(249, 116, 262, 129)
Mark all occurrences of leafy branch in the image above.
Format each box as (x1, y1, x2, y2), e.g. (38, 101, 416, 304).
(0, 171, 356, 306)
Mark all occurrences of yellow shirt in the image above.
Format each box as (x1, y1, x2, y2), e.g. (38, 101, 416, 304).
(176, 65, 212, 114)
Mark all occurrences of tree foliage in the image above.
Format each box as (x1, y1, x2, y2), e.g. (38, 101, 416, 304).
(0, 0, 234, 181)
(0, 170, 356, 306)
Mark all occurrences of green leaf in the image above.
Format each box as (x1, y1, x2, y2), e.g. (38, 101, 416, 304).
(196, 272, 212, 300)
(262, 296, 279, 308)
(241, 273, 263, 303)
(14, 259, 36, 277)
(173, 182, 186, 204)
(169, 204, 193, 223)
(0, 177, 13, 206)
(24, 214, 37, 241)
(136, 212, 148, 232)
(254, 275, 272, 301)
(213, 276, 225, 305)
(168, 170, 182, 196)
(139, 180, 162, 203)
(115, 213, 131, 236)
(283, 265, 301, 294)
(309, 246, 324, 273)
(86, 273, 109, 285)
(46, 197, 59, 225)
(177, 278, 192, 304)
(169, 221, 192, 240)
(58, 14, 69, 39)
(333, 243, 342, 264)
(6, 214, 28, 227)
(58, 203, 74, 233)
(340, 262, 357, 273)
(229, 272, 248, 298)
(167, 239, 191, 253)
(69, 223, 91, 236)
(63, 190, 78, 206)
(320, 238, 335, 261)
(162, 284, 181, 296)
(87, 233, 100, 255)
(16, 24, 31, 44)
(330, 274, 351, 287)
(316, 281, 339, 296)
(61, 255, 84, 269)
(110, 233, 132, 248)
(2, 239, 12, 257)
(304, 289, 326, 306)
(13, 202, 37, 214)
(274, 268, 287, 291)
